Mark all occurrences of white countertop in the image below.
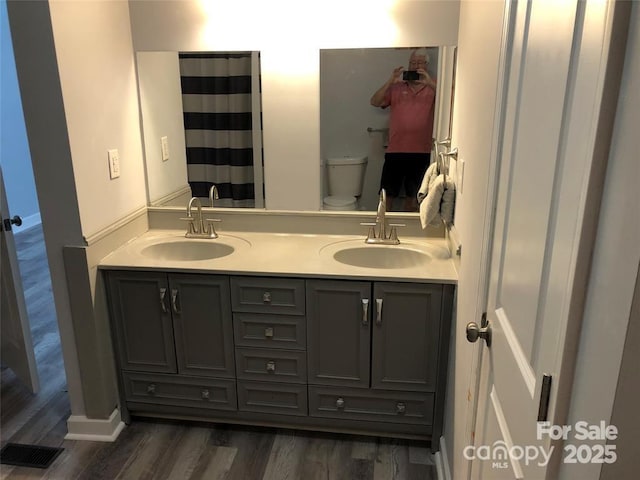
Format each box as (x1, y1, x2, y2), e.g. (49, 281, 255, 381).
(99, 229, 458, 284)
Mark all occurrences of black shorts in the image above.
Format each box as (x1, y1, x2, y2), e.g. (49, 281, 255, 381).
(380, 152, 431, 198)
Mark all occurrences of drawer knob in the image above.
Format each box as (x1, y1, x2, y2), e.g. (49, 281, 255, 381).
(264, 327, 274, 338)
(263, 292, 272, 303)
(147, 383, 156, 395)
(266, 361, 276, 372)
(201, 389, 210, 400)
(336, 397, 345, 409)
(396, 402, 406, 414)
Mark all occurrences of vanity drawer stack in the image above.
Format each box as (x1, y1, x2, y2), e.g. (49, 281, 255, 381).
(230, 277, 308, 416)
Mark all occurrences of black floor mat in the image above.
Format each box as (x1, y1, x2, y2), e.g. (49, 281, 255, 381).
(0, 443, 64, 469)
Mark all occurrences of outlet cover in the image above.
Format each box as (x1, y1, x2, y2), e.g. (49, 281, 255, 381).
(108, 149, 120, 179)
(161, 136, 169, 162)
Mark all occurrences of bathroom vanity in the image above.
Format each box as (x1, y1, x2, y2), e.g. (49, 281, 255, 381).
(100, 228, 456, 449)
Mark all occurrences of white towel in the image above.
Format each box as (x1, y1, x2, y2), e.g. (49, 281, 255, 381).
(419, 173, 456, 229)
(417, 162, 439, 204)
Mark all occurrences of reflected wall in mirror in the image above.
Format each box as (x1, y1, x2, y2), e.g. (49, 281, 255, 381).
(320, 47, 456, 213)
(137, 51, 264, 208)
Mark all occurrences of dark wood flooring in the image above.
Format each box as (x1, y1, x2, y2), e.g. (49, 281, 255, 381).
(1, 225, 437, 479)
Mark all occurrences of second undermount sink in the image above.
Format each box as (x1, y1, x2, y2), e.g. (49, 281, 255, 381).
(140, 240, 235, 261)
(332, 245, 432, 269)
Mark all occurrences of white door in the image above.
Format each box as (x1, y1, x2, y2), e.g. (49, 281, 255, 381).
(0, 166, 39, 393)
(466, 1, 620, 479)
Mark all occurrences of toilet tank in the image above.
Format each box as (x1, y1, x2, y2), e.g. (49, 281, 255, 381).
(326, 156, 368, 196)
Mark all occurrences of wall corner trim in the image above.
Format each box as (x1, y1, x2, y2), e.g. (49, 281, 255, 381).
(64, 408, 125, 442)
(434, 435, 452, 480)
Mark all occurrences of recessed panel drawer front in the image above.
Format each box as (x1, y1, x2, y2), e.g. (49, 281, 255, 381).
(308, 386, 434, 425)
(235, 347, 307, 383)
(233, 313, 306, 350)
(122, 372, 237, 411)
(231, 277, 305, 315)
(237, 380, 308, 416)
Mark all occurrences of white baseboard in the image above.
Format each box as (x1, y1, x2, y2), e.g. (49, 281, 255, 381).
(64, 408, 125, 442)
(434, 436, 452, 480)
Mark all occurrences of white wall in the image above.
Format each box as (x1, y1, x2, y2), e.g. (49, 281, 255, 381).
(49, 0, 146, 238)
(128, 0, 460, 210)
(0, 0, 40, 229)
(136, 52, 189, 204)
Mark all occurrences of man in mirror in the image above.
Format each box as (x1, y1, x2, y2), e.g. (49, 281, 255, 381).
(370, 48, 437, 211)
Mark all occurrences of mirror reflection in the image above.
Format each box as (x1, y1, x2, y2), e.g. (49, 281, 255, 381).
(137, 51, 264, 208)
(320, 47, 455, 212)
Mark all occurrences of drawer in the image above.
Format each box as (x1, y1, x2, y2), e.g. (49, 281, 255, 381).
(122, 372, 237, 411)
(235, 347, 307, 384)
(231, 277, 305, 315)
(233, 313, 306, 350)
(237, 380, 308, 416)
(308, 386, 434, 425)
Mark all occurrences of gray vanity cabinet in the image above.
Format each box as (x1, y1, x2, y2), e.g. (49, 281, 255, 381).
(107, 272, 235, 378)
(107, 271, 177, 374)
(371, 282, 442, 392)
(106, 271, 237, 417)
(306, 280, 371, 388)
(306, 280, 442, 392)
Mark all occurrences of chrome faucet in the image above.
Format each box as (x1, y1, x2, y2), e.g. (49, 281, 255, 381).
(209, 185, 219, 207)
(361, 189, 403, 245)
(181, 197, 220, 238)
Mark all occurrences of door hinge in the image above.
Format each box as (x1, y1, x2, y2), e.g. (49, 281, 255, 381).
(537, 374, 553, 422)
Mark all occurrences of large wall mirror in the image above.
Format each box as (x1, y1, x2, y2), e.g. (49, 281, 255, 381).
(320, 46, 456, 212)
(129, 0, 460, 215)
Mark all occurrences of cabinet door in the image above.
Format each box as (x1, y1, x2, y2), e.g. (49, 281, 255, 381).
(106, 271, 176, 373)
(371, 283, 442, 392)
(169, 274, 235, 378)
(307, 280, 370, 388)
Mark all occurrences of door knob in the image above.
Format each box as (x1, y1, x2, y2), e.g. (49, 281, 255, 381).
(2, 215, 22, 231)
(466, 321, 492, 347)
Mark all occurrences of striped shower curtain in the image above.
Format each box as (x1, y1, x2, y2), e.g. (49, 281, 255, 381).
(179, 52, 259, 208)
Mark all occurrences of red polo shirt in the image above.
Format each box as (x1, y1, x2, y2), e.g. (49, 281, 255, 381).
(382, 82, 436, 154)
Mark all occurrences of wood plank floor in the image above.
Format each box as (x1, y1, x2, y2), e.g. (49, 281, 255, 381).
(1, 225, 437, 479)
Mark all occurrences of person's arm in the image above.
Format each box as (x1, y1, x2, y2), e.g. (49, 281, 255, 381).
(370, 67, 403, 107)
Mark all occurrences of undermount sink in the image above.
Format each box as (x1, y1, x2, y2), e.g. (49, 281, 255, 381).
(140, 241, 234, 261)
(330, 245, 432, 269)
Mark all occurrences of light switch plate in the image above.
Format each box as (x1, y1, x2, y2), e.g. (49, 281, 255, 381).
(108, 149, 120, 179)
(161, 136, 169, 162)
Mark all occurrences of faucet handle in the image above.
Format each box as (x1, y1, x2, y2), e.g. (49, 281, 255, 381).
(360, 222, 377, 241)
(180, 217, 197, 235)
(204, 218, 222, 238)
(388, 223, 405, 244)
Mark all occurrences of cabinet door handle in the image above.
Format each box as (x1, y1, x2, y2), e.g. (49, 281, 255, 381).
(362, 298, 369, 325)
(376, 298, 383, 325)
(147, 383, 156, 395)
(201, 389, 210, 400)
(159, 288, 167, 313)
(171, 288, 180, 314)
(336, 397, 345, 409)
(396, 402, 406, 414)
(266, 361, 276, 372)
(263, 292, 272, 303)
(264, 327, 274, 338)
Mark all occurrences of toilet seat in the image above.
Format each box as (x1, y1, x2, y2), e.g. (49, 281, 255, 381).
(323, 195, 357, 210)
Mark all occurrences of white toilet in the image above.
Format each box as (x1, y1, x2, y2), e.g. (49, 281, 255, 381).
(323, 155, 368, 210)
